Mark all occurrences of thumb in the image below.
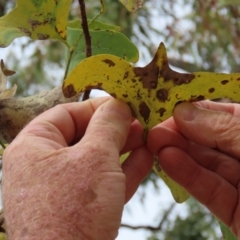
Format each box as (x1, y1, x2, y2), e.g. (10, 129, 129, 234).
(79, 99, 132, 154)
(173, 102, 240, 158)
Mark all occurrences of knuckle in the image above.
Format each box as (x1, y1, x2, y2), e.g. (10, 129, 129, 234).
(214, 114, 240, 155)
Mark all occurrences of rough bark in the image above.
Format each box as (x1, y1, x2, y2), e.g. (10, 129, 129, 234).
(0, 85, 80, 143)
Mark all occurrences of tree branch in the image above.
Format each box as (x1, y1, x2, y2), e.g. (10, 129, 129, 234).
(78, 0, 92, 101)
(0, 86, 81, 143)
(121, 202, 175, 231)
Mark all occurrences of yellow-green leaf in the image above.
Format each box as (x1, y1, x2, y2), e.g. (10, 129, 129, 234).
(119, 0, 144, 12)
(153, 162, 189, 203)
(0, 233, 7, 240)
(62, 42, 240, 202)
(0, 0, 71, 47)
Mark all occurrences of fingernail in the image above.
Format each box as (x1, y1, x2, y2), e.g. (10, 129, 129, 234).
(102, 99, 131, 121)
(177, 103, 198, 121)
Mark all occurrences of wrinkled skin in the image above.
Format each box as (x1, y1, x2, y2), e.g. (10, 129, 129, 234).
(3, 97, 240, 239)
(148, 101, 240, 238)
(3, 97, 153, 240)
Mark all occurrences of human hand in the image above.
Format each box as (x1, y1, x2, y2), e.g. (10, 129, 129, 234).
(148, 101, 240, 237)
(3, 97, 153, 240)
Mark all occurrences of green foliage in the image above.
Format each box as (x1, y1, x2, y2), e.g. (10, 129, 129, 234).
(62, 41, 240, 203)
(0, 0, 71, 47)
(148, 199, 220, 240)
(66, 21, 139, 74)
(219, 221, 237, 240)
(119, 0, 144, 12)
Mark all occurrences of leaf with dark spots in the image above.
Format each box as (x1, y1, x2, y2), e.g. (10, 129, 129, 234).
(156, 88, 168, 102)
(63, 41, 240, 131)
(62, 83, 76, 98)
(63, 42, 240, 203)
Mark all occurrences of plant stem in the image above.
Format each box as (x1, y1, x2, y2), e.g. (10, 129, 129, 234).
(63, 49, 74, 80)
(78, 0, 92, 100)
(79, 0, 92, 58)
(88, 0, 105, 27)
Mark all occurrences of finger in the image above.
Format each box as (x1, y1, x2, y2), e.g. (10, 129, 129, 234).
(173, 102, 240, 158)
(79, 99, 132, 159)
(157, 101, 240, 133)
(16, 97, 111, 148)
(185, 142, 240, 187)
(195, 100, 240, 117)
(158, 146, 238, 227)
(121, 146, 154, 203)
(121, 120, 145, 154)
(148, 125, 187, 155)
(148, 126, 240, 186)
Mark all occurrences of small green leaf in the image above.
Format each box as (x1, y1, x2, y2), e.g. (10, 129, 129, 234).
(153, 162, 189, 203)
(219, 221, 238, 240)
(67, 28, 139, 74)
(119, 0, 144, 12)
(0, 0, 71, 47)
(68, 19, 122, 31)
(120, 152, 130, 164)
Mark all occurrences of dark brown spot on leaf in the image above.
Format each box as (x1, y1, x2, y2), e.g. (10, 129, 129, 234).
(221, 80, 229, 85)
(137, 89, 142, 100)
(122, 94, 128, 98)
(123, 71, 129, 80)
(156, 88, 168, 102)
(134, 61, 159, 90)
(190, 95, 205, 102)
(208, 88, 215, 93)
(237, 78, 240, 81)
(37, 33, 49, 40)
(157, 108, 166, 117)
(139, 102, 150, 123)
(18, 27, 31, 37)
(62, 84, 77, 98)
(159, 58, 194, 85)
(127, 102, 137, 118)
(85, 83, 103, 90)
(110, 93, 117, 98)
(150, 81, 157, 88)
(102, 59, 115, 67)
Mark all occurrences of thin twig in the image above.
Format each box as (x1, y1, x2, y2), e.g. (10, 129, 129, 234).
(78, 0, 92, 100)
(78, 0, 92, 58)
(121, 202, 175, 231)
